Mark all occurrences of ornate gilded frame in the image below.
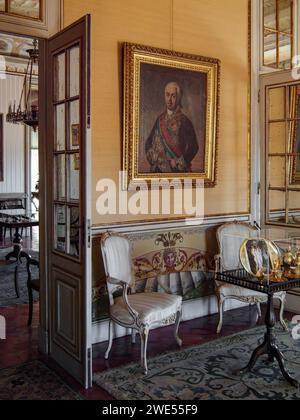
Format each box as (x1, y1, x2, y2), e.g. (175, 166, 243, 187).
(123, 42, 220, 189)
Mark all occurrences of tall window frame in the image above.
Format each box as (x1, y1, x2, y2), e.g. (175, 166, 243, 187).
(0, 0, 42, 21)
(262, 0, 298, 71)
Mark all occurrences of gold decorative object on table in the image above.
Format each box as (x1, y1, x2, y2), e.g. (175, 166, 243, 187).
(281, 246, 300, 279)
(295, 250, 300, 275)
(240, 238, 281, 282)
(283, 246, 294, 266)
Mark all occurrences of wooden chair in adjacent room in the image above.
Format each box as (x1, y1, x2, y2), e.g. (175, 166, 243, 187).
(26, 257, 40, 326)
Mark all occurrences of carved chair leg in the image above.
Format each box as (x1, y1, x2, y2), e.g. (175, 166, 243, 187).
(279, 297, 288, 332)
(140, 327, 149, 375)
(256, 303, 262, 318)
(217, 297, 224, 334)
(105, 320, 114, 360)
(174, 310, 182, 347)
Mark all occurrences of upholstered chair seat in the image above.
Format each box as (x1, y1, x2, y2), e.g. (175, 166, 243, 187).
(218, 284, 266, 299)
(101, 233, 183, 375)
(112, 292, 182, 326)
(215, 222, 287, 334)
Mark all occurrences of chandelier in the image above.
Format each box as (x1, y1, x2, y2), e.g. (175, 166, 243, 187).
(6, 40, 39, 132)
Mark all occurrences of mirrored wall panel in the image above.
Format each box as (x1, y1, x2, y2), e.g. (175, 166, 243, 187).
(266, 83, 300, 227)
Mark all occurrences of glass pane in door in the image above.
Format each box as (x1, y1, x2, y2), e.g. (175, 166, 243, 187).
(269, 156, 286, 188)
(69, 46, 80, 98)
(0, 0, 5, 11)
(68, 206, 80, 258)
(269, 122, 286, 154)
(269, 87, 286, 120)
(268, 190, 286, 223)
(69, 100, 80, 150)
(288, 191, 300, 225)
(54, 205, 66, 253)
(54, 53, 66, 102)
(55, 104, 65, 151)
(54, 155, 66, 201)
(68, 154, 80, 201)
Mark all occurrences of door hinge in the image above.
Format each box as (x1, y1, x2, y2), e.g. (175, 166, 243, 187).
(86, 219, 91, 249)
(258, 90, 261, 104)
(257, 182, 261, 195)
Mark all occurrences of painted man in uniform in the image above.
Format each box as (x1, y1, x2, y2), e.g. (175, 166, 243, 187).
(146, 82, 199, 173)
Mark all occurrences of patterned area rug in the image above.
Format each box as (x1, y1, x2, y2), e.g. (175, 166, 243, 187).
(0, 249, 39, 307)
(0, 360, 83, 400)
(93, 325, 300, 400)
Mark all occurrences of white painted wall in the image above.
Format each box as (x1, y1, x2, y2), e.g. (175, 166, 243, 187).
(0, 74, 25, 193)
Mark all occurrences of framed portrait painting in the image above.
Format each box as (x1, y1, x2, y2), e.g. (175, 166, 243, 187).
(123, 43, 220, 189)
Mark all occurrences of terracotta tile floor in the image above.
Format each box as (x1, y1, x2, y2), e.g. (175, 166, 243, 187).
(0, 301, 295, 400)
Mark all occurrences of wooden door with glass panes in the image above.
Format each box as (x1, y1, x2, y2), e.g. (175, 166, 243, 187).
(261, 70, 300, 229)
(43, 16, 92, 388)
(261, 70, 300, 299)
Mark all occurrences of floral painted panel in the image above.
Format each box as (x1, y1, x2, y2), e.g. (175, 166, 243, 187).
(92, 228, 218, 322)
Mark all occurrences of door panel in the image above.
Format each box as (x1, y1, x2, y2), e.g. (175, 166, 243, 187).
(43, 16, 92, 388)
(53, 268, 81, 358)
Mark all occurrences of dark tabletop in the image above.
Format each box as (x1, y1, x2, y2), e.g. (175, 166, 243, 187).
(217, 269, 300, 294)
(0, 212, 39, 229)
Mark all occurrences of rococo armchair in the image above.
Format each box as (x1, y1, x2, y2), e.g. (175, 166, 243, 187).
(101, 232, 183, 374)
